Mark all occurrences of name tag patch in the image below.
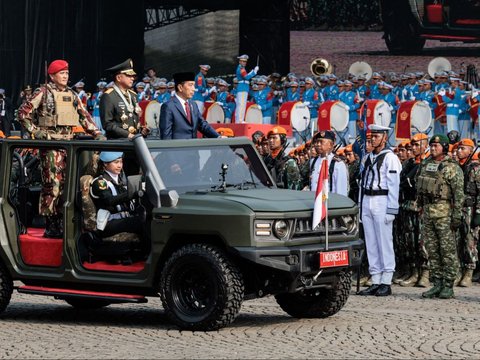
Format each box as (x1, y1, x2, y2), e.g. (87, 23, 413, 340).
(426, 163, 439, 172)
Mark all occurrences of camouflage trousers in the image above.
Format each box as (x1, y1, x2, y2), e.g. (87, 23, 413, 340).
(39, 149, 67, 216)
(459, 207, 479, 270)
(422, 215, 459, 282)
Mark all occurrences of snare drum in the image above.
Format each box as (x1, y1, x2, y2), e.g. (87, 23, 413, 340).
(317, 100, 349, 132)
(397, 100, 432, 133)
(278, 101, 311, 132)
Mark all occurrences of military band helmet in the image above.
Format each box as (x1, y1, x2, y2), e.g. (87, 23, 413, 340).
(106, 58, 136, 76)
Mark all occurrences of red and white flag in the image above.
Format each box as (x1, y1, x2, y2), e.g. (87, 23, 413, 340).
(312, 158, 329, 230)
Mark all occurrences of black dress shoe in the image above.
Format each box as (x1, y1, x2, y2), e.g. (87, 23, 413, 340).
(375, 284, 392, 297)
(357, 284, 380, 296)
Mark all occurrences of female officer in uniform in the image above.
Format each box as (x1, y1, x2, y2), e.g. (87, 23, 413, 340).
(90, 151, 144, 239)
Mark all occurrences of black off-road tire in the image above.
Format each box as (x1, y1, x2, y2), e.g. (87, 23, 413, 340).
(160, 244, 244, 331)
(0, 263, 13, 314)
(275, 271, 351, 318)
(64, 298, 111, 309)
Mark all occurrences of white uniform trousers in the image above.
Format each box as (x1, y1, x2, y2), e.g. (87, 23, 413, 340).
(446, 114, 459, 133)
(361, 195, 395, 285)
(235, 91, 248, 123)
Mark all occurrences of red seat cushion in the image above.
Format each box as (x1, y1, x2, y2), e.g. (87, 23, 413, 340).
(82, 261, 145, 273)
(19, 228, 63, 267)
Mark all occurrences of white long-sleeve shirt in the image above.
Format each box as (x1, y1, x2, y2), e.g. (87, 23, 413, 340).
(310, 152, 348, 196)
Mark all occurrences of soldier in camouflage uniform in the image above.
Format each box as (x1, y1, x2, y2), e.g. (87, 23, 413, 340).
(398, 133, 430, 287)
(455, 138, 480, 287)
(263, 126, 301, 190)
(18, 59, 104, 238)
(416, 134, 465, 299)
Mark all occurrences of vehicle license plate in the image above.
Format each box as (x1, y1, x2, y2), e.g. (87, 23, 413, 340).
(319, 250, 349, 268)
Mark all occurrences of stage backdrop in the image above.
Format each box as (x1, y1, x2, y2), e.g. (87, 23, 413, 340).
(0, 0, 145, 101)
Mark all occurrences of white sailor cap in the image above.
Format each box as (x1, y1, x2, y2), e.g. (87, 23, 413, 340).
(135, 82, 146, 88)
(199, 64, 211, 70)
(424, 79, 434, 84)
(97, 81, 107, 88)
(257, 77, 267, 84)
(450, 77, 461, 82)
(142, 76, 151, 82)
(159, 77, 167, 82)
(368, 124, 390, 132)
(167, 81, 175, 87)
(344, 80, 353, 86)
(357, 74, 366, 81)
(74, 81, 85, 88)
(290, 81, 299, 87)
(237, 54, 249, 60)
(328, 74, 337, 80)
(372, 72, 382, 79)
(158, 81, 167, 87)
(152, 79, 162, 88)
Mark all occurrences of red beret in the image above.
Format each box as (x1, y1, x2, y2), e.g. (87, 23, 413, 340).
(47, 60, 69, 75)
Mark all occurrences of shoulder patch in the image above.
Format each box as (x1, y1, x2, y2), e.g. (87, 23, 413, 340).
(128, 89, 137, 96)
(104, 88, 114, 94)
(97, 179, 108, 190)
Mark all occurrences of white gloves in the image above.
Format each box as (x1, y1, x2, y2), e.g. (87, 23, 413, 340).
(202, 90, 209, 97)
(422, 100, 429, 105)
(388, 104, 394, 111)
(208, 86, 217, 94)
(438, 88, 446, 96)
(384, 214, 395, 224)
(279, 98, 284, 104)
(344, 105, 350, 111)
(257, 104, 262, 110)
(254, 66, 259, 73)
(402, 89, 408, 96)
(410, 96, 416, 101)
(472, 91, 479, 98)
(217, 102, 223, 106)
(357, 97, 364, 102)
(303, 101, 310, 106)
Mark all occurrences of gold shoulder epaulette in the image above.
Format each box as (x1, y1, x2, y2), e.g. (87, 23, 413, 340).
(104, 88, 114, 94)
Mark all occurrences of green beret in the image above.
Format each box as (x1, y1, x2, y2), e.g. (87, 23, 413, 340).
(429, 134, 449, 146)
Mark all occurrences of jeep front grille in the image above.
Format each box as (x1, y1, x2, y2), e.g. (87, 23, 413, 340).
(292, 216, 352, 238)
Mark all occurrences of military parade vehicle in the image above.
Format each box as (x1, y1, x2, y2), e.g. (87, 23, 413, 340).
(0, 135, 363, 330)
(380, 0, 480, 54)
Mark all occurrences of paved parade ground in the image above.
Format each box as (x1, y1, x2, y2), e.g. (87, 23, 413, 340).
(1, 284, 480, 359)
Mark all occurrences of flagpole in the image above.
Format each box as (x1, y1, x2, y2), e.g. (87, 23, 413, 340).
(325, 197, 329, 251)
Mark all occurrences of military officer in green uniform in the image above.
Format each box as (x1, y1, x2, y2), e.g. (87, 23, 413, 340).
(455, 138, 480, 287)
(100, 58, 149, 140)
(416, 134, 465, 299)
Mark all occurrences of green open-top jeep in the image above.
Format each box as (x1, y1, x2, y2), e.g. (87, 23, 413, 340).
(0, 135, 363, 330)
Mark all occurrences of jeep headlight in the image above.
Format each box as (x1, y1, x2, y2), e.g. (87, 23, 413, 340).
(273, 220, 290, 239)
(341, 215, 357, 234)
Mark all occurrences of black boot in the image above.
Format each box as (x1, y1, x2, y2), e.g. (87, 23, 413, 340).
(357, 284, 380, 296)
(44, 216, 63, 238)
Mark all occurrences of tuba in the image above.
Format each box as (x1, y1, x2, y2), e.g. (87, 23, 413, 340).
(310, 58, 333, 76)
(427, 57, 452, 78)
(348, 61, 373, 81)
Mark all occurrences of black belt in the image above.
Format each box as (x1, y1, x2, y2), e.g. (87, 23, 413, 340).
(363, 189, 389, 196)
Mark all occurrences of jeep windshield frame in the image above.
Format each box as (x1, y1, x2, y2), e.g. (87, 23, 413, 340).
(148, 139, 274, 194)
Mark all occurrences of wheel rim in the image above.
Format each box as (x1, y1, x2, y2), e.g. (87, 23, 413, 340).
(171, 259, 219, 320)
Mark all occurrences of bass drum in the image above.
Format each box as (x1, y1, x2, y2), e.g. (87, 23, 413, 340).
(317, 100, 349, 132)
(277, 101, 310, 132)
(244, 102, 263, 124)
(397, 100, 432, 132)
(145, 101, 162, 129)
(203, 101, 225, 124)
(363, 99, 392, 127)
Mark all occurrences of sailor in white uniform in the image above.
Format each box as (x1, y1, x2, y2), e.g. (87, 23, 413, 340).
(358, 124, 402, 297)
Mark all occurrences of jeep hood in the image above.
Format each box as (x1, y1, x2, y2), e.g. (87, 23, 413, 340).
(220, 189, 354, 212)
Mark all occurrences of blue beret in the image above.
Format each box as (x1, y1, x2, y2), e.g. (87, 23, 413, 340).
(99, 151, 123, 163)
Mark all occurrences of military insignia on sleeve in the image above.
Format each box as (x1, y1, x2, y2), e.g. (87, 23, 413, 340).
(98, 179, 108, 190)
